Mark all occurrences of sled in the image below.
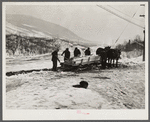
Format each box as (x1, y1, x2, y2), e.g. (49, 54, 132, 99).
(60, 55, 101, 71)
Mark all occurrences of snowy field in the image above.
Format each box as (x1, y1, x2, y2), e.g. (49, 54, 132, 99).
(5, 54, 145, 109)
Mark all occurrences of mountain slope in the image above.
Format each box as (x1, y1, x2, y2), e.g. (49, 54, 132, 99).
(6, 14, 95, 46)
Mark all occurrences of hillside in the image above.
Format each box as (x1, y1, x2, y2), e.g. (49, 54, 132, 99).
(6, 14, 95, 47)
(6, 34, 88, 57)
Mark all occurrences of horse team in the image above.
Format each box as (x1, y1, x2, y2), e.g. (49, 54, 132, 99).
(96, 46, 121, 69)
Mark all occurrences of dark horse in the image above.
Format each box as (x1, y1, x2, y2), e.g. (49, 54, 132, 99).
(105, 46, 121, 67)
(96, 47, 107, 69)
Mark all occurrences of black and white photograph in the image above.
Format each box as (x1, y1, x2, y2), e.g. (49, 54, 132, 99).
(2, 2, 148, 120)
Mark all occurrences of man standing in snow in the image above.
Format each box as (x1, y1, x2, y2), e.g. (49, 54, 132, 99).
(51, 49, 60, 71)
(74, 47, 81, 57)
(61, 48, 70, 61)
(84, 47, 91, 56)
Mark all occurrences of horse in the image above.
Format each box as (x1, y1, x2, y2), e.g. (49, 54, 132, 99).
(96, 47, 107, 69)
(106, 48, 121, 67)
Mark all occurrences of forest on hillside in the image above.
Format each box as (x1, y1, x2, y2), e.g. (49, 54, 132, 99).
(6, 34, 62, 56)
(6, 34, 144, 57)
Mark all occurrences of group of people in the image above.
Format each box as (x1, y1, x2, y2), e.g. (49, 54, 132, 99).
(51, 47, 91, 71)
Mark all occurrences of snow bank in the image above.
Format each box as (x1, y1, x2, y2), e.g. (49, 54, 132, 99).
(119, 55, 144, 66)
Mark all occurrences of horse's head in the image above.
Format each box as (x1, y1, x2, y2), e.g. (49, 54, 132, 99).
(104, 46, 111, 52)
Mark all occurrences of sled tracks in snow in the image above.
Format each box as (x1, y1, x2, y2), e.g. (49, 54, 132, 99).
(6, 63, 124, 77)
(6, 68, 52, 77)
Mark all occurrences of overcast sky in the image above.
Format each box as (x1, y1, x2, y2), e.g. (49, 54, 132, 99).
(5, 2, 146, 46)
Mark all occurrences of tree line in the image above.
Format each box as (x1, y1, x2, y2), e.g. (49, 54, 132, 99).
(6, 34, 61, 56)
(115, 35, 144, 52)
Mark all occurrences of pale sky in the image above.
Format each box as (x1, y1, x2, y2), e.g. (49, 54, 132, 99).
(5, 2, 146, 46)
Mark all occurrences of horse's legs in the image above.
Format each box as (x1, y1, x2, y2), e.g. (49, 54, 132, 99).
(109, 58, 112, 68)
(103, 59, 106, 69)
(116, 59, 118, 67)
(113, 59, 115, 67)
(110, 59, 113, 67)
(107, 58, 110, 68)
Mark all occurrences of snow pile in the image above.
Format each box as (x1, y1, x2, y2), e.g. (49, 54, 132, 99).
(121, 50, 143, 59)
(119, 55, 144, 66)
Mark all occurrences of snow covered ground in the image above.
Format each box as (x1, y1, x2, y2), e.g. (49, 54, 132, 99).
(5, 53, 145, 109)
(6, 52, 144, 72)
(6, 54, 61, 72)
(120, 55, 144, 66)
(6, 48, 88, 72)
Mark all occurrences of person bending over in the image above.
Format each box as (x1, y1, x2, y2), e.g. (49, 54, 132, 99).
(61, 48, 70, 61)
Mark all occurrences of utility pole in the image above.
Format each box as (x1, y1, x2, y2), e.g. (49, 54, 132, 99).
(143, 30, 145, 61)
(140, 4, 145, 61)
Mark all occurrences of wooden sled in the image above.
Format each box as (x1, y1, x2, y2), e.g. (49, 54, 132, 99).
(60, 55, 101, 71)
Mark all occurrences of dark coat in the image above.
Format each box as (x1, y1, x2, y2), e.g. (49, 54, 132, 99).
(74, 48, 81, 57)
(85, 49, 91, 55)
(52, 51, 58, 61)
(62, 49, 70, 59)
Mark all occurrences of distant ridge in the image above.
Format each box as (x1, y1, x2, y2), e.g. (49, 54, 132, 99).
(6, 14, 96, 46)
